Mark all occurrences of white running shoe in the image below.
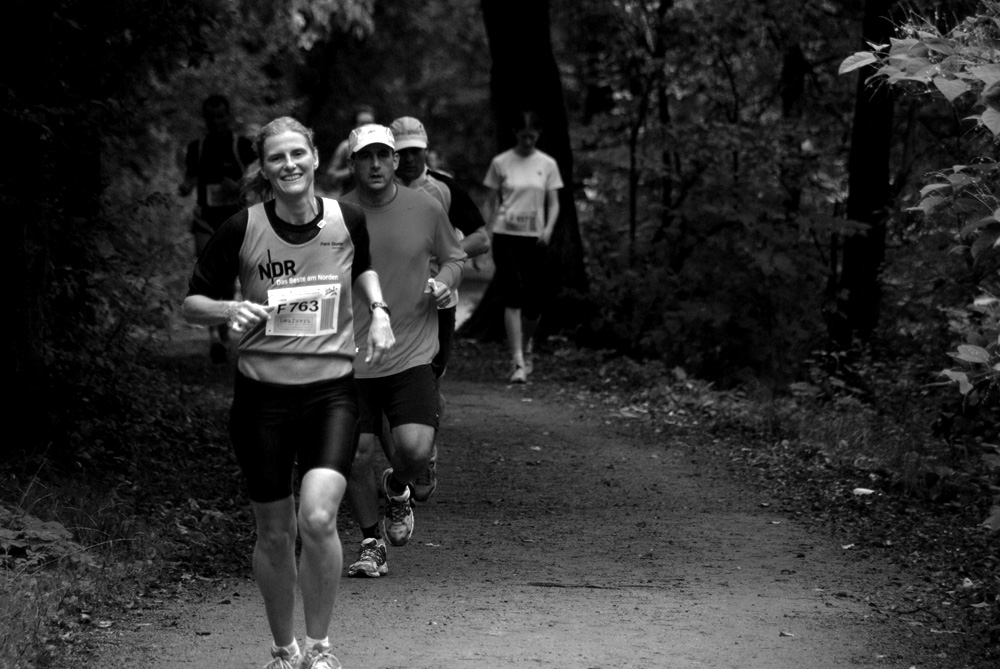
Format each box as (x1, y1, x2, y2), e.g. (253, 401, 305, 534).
(263, 646, 300, 669)
(300, 642, 342, 669)
(509, 364, 527, 384)
(347, 538, 388, 578)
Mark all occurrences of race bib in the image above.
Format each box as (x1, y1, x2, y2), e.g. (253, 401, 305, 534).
(265, 284, 341, 337)
(205, 182, 240, 207)
(503, 211, 537, 233)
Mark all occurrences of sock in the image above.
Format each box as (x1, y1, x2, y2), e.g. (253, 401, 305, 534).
(305, 635, 330, 652)
(272, 639, 300, 658)
(361, 524, 380, 540)
(387, 474, 408, 497)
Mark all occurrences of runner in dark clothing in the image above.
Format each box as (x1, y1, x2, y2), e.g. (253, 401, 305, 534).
(178, 94, 257, 362)
(390, 115, 491, 502)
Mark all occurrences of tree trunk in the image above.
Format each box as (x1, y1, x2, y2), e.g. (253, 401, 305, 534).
(833, 0, 895, 345)
(461, 0, 588, 342)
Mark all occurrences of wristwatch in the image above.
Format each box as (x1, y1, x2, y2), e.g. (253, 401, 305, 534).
(369, 301, 391, 317)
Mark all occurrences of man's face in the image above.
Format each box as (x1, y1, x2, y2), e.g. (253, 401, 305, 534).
(350, 144, 398, 194)
(204, 103, 231, 135)
(395, 147, 427, 184)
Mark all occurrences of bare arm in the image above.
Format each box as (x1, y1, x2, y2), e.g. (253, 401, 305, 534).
(181, 294, 269, 332)
(462, 227, 491, 258)
(539, 189, 561, 245)
(354, 269, 395, 365)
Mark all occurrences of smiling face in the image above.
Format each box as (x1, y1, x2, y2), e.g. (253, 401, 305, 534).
(395, 147, 427, 184)
(261, 130, 319, 199)
(350, 143, 399, 195)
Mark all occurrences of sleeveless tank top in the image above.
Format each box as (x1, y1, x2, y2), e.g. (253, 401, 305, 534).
(236, 199, 357, 385)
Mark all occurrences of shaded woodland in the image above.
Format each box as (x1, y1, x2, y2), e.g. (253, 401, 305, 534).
(2, 0, 1000, 664)
(7, 0, 996, 441)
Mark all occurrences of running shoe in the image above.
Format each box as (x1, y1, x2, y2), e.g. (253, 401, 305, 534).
(347, 538, 387, 578)
(263, 646, 300, 669)
(410, 447, 438, 502)
(509, 364, 527, 384)
(300, 643, 342, 669)
(381, 468, 414, 546)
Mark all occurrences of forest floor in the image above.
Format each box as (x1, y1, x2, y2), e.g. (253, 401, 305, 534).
(36, 282, 996, 668)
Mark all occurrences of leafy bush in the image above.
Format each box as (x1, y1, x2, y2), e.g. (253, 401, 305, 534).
(840, 1, 1000, 407)
(576, 123, 852, 384)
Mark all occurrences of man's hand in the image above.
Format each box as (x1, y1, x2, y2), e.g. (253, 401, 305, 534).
(366, 309, 395, 365)
(426, 278, 452, 308)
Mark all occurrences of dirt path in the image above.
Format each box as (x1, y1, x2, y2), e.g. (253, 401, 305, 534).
(84, 349, 935, 668)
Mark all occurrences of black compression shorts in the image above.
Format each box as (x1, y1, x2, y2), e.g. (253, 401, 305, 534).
(229, 372, 359, 503)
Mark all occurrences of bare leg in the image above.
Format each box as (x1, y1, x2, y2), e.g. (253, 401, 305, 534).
(297, 468, 347, 640)
(388, 423, 436, 485)
(347, 433, 380, 530)
(522, 316, 538, 354)
(251, 496, 298, 647)
(504, 307, 525, 367)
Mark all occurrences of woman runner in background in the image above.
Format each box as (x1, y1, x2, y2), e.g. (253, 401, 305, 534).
(482, 110, 563, 383)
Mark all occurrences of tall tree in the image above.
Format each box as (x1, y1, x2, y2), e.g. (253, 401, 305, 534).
(832, 0, 895, 344)
(461, 0, 588, 341)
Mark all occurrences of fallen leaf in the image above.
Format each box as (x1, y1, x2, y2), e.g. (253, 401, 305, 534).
(779, 631, 795, 637)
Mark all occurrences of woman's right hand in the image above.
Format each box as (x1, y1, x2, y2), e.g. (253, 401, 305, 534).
(227, 300, 270, 333)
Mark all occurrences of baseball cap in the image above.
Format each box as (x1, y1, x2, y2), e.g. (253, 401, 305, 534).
(348, 124, 395, 154)
(390, 116, 429, 150)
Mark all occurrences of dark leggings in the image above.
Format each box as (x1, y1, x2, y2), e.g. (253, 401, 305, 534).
(431, 306, 457, 380)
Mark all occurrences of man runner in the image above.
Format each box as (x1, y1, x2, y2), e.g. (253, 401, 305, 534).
(339, 124, 466, 577)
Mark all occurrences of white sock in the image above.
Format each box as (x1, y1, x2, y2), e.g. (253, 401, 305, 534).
(272, 639, 300, 658)
(305, 635, 330, 652)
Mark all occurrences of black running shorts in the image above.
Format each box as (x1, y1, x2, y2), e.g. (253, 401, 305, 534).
(491, 232, 546, 319)
(356, 364, 439, 434)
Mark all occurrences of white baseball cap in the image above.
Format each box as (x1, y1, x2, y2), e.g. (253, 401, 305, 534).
(390, 116, 429, 150)
(348, 124, 395, 154)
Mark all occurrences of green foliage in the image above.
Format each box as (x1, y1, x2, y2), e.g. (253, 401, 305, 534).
(840, 1, 1000, 404)
(558, 0, 870, 380)
(296, 0, 493, 182)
